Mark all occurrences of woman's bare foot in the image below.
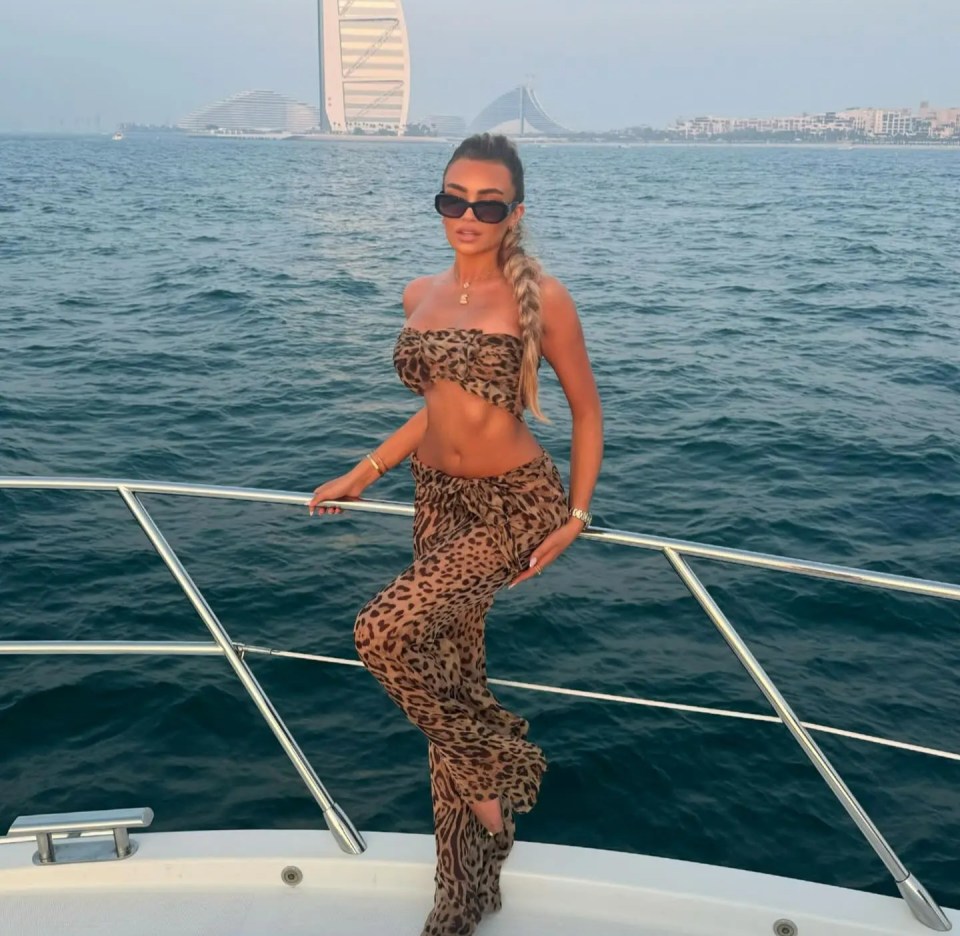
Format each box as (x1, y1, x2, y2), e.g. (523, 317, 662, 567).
(468, 797, 504, 836)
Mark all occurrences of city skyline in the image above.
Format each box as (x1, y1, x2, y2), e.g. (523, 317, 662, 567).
(1, 1, 958, 132)
(668, 103, 960, 141)
(153, 94, 960, 142)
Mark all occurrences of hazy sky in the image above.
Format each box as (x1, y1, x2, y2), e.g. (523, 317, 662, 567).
(1, 0, 958, 132)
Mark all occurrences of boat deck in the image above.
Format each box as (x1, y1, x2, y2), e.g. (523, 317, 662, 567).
(1, 830, 952, 935)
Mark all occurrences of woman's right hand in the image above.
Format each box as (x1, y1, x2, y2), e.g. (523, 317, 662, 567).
(307, 469, 370, 516)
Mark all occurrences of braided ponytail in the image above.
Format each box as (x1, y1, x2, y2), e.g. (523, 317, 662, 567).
(444, 133, 548, 421)
(499, 220, 546, 420)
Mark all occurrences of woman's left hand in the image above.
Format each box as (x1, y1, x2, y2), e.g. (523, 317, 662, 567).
(508, 520, 584, 589)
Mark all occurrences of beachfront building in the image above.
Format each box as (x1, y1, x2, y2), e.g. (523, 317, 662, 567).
(839, 105, 958, 139)
(919, 103, 960, 139)
(469, 85, 569, 137)
(178, 90, 321, 133)
(672, 112, 857, 138)
(920, 101, 960, 140)
(838, 108, 918, 136)
(672, 103, 959, 141)
(317, 0, 411, 134)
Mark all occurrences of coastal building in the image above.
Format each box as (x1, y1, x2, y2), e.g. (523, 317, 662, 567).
(317, 0, 411, 135)
(836, 105, 958, 140)
(672, 112, 856, 137)
(838, 108, 919, 136)
(672, 103, 959, 140)
(469, 85, 569, 137)
(919, 103, 960, 139)
(178, 90, 321, 133)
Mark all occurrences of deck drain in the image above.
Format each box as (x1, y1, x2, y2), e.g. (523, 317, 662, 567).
(773, 921, 797, 936)
(281, 865, 303, 887)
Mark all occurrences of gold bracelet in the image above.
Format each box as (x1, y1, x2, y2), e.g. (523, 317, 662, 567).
(569, 507, 592, 527)
(365, 452, 386, 477)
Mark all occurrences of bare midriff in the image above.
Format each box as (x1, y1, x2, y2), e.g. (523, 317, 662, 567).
(416, 380, 543, 477)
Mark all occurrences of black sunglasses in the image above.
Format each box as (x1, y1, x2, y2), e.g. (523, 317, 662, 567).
(434, 192, 519, 225)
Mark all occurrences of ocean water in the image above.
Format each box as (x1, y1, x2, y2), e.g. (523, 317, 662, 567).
(1, 134, 959, 908)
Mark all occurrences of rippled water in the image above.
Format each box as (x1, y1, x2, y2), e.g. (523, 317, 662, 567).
(1, 134, 959, 906)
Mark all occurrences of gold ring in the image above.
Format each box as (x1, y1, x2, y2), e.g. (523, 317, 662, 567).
(535, 567, 543, 576)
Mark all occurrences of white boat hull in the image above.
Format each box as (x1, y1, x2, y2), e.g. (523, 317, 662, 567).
(1, 830, 953, 934)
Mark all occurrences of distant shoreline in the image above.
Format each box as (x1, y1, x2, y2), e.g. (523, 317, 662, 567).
(192, 133, 960, 150)
(292, 132, 447, 144)
(518, 140, 960, 150)
(178, 132, 960, 150)
(3, 130, 957, 150)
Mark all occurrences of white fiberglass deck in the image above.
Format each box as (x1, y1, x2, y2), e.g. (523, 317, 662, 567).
(1, 830, 955, 935)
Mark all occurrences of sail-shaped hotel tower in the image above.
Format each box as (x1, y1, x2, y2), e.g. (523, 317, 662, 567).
(317, 0, 411, 134)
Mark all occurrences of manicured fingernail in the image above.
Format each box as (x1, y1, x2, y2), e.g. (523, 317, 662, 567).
(529, 556, 538, 568)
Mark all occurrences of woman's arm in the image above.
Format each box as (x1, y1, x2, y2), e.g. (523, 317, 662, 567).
(355, 275, 434, 482)
(309, 406, 426, 515)
(310, 277, 435, 516)
(363, 406, 427, 482)
(508, 277, 601, 584)
(540, 277, 604, 529)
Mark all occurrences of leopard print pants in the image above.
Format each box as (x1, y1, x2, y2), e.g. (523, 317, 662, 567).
(354, 449, 568, 935)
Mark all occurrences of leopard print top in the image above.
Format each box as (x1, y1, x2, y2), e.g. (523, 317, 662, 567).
(393, 326, 525, 419)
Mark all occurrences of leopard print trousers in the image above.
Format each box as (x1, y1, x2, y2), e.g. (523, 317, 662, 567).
(354, 449, 568, 935)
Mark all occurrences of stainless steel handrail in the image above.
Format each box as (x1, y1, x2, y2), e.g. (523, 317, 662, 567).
(3, 474, 958, 601)
(0, 475, 954, 929)
(0, 476, 365, 857)
(117, 485, 363, 856)
(2, 642, 959, 763)
(664, 548, 951, 931)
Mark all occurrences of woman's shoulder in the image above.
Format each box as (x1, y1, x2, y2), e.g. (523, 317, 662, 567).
(539, 274, 577, 316)
(402, 273, 441, 319)
(537, 274, 581, 344)
(538, 273, 571, 299)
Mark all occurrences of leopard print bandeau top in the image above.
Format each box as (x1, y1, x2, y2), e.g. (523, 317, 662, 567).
(393, 326, 525, 419)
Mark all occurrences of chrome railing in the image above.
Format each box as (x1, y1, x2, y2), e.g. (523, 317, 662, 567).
(0, 474, 955, 931)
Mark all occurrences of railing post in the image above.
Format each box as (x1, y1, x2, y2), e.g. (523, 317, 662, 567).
(116, 486, 365, 856)
(663, 547, 951, 932)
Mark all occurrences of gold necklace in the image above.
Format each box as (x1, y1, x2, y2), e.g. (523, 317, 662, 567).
(456, 270, 499, 305)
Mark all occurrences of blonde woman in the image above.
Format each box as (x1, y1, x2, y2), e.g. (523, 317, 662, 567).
(309, 133, 603, 936)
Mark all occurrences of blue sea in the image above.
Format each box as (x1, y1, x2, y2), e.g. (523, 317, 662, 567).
(1, 134, 959, 908)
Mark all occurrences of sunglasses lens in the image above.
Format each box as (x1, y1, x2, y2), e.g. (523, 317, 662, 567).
(435, 194, 467, 218)
(435, 194, 514, 224)
(473, 201, 510, 224)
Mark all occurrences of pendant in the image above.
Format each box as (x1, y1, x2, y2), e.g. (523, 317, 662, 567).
(459, 280, 470, 305)
(459, 293, 469, 305)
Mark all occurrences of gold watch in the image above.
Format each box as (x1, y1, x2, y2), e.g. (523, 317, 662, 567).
(570, 507, 592, 527)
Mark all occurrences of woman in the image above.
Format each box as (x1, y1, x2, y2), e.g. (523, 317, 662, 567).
(308, 133, 603, 936)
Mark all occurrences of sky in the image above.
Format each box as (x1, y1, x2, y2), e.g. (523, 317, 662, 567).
(1, 0, 958, 132)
